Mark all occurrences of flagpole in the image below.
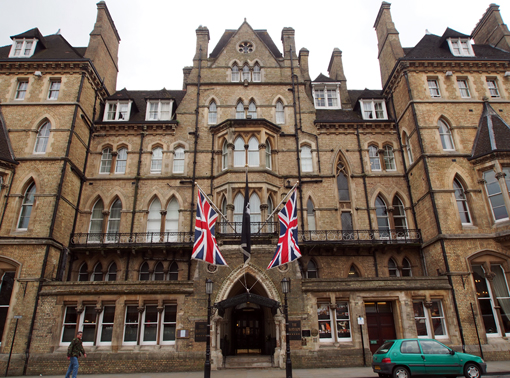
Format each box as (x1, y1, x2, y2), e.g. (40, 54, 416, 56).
(256, 181, 299, 233)
(195, 182, 237, 233)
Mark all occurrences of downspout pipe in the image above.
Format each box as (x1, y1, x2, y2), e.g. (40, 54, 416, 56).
(403, 71, 466, 351)
(289, 46, 305, 232)
(24, 72, 86, 375)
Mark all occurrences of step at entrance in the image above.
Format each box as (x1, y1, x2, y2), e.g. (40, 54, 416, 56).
(224, 355, 274, 369)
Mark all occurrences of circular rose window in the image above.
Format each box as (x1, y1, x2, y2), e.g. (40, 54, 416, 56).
(238, 41, 254, 54)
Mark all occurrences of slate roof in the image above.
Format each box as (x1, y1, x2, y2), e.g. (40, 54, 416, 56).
(471, 102, 510, 159)
(402, 28, 510, 60)
(0, 109, 18, 165)
(209, 28, 282, 59)
(313, 73, 338, 83)
(100, 89, 186, 123)
(0, 28, 86, 61)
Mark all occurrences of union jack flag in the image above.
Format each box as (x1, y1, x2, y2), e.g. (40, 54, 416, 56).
(192, 189, 228, 266)
(267, 189, 301, 269)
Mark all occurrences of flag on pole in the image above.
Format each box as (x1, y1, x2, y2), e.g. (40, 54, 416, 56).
(267, 189, 301, 269)
(192, 189, 228, 266)
(240, 168, 251, 263)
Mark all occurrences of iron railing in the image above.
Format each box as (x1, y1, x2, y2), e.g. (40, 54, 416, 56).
(70, 228, 421, 247)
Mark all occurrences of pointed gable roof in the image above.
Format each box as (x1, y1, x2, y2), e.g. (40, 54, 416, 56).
(10, 28, 46, 48)
(471, 102, 510, 159)
(313, 73, 338, 83)
(439, 27, 471, 45)
(209, 21, 282, 59)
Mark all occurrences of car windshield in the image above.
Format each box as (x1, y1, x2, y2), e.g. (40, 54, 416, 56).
(375, 341, 394, 354)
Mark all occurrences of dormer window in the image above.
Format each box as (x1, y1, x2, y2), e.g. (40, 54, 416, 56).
(447, 38, 474, 57)
(103, 100, 132, 121)
(361, 100, 387, 120)
(9, 39, 37, 58)
(146, 100, 173, 121)
(312, 83, 341, 109)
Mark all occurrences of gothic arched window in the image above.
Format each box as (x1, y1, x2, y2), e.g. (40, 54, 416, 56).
(18, 183, 36, 230)
(34, 121, 51, 153)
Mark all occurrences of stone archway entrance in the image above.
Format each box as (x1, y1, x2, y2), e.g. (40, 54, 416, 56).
(210, 265, 284, 369)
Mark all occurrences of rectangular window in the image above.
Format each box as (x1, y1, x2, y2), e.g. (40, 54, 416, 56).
(317, 303, 333, 341)
(48, 80, 61, 100)
(146, 100, 172, 121)
(97, 305, 115, 345)
(361, 100, 387, 120)
(326, 89, 338, 107)
(161, 305, 177, 344)
(314, 89, 325, 107)
(448, 38, 475, 57)
(483, 170, 509, 221)
(487, 80, 500, 98)
(9, 39, 37, 58)
(457, 80, 470, 98)
(61, 306, 78, 344)
(142, 305, 158, 345)
(413, 300, 447, 338)
(313, 86, 341, 109)
(15, 80, 28, 100)
(336, 302, 351, 340)
(123, 305, 139, 344)
(429, 301, 447, 338)
(104, 101, 131, 121)
(80, 306, 97, 345)
(428, 80, 441, 97)
(173, 149, 185, 173)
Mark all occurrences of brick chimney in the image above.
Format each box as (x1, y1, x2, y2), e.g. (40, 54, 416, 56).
(328, 48, 351, 110)
(194, 26, 210, 62)
(281, 27, 298, 60)
(299, 48, 310, 82)
(472, 3, 510, 52)
(85, 1, 121, 95)
(373, 2, 404, 87)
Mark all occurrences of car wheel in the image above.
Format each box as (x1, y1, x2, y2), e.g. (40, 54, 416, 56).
(393, 366, 410, 378)
(464, 363, 481, 378)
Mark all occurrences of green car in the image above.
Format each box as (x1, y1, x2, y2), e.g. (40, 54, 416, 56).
(372, 339, 486, 378)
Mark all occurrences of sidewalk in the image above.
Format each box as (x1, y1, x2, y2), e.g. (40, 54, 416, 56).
(7, 360, 510, 378)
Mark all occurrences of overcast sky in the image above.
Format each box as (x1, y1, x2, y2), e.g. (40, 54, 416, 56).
(0, 0, 507, 92)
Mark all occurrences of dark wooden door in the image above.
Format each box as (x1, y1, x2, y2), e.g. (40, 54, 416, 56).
(366, 301, 396, 354)
(232, 308, 264, 354)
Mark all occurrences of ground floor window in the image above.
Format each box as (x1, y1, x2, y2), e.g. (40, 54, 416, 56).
(317, 301, 351, 342)
(0, 272, 15, 346)
(123, 304, 177, 345)
(413, 300, 447, 339)
(61, 304, 116, 346)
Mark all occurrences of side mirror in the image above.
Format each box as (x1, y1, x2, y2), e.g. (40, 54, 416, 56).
(450, 349, 455, 355)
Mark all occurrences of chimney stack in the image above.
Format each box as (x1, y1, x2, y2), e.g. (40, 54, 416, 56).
(472, 3, 510, 52)
(194, 26, 210, 62)
(281, 27, 298, 60)
(328, 48, 351, 110)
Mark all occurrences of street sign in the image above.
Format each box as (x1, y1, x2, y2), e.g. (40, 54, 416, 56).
(13, 315, 22, 319)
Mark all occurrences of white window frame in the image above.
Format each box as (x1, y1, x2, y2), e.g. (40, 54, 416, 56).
(15, 80, 28, 100)
(403, 132, 414, 165)
(483, 170, 509, 222)
(165, 198, 179, 242)
(361, 100, 387, 120)
(92, 262, 103, 281)
(222, 142, 228, 170)
(233, 137, 246, 167)
(160, 304, 177, 345)
(146, 100, 173, 121)
(48, 79, 61, 100)
(236, 102, 245, 119)
(383, 145, 396, 171)
(265, 140, 272, 170)
(173, 147, 185, 173)
(242, 64, 251, 82)
(141, 305, 159, 345)
(151, 147, 163, 174)
(457, 79, 470, 98)
(247, 101, 257, 119)
(252, 64, 261, 82)
(79, 305, 97, 346)
(438, 119, 455, 151)
(34, 121, 51, 154)
(106, 263, 117, 281)
(335, 302, 352, 341)
(413, 300, 448, 339)
(317, 303, 334, 342)
(106, 199, 122, 242)
(447, 38, 475, 57)
(453, 178, 471, 225)
(123, 305, 139, 345)
(312, 83, 341, 109)
(247, 137, 259, 167)
(115, 148, 127, 174)
(487, 79, 500, 98)
(96, 305, 115, 346)
(208, 101, 217, 125)
(389, 258, 400, 277)
(60, 306, 78, 345)
(103, 100, 132, 121)
(100, 148, 112, 174)
(17, 183, 35, 230)
(9, 39, 37, 58)
(301, 146, 313, 172)
(369, 145, 381, 171)
(428, 79, 441, 98)
(276, 101, 285, 124)
(231, 65, 240, 82)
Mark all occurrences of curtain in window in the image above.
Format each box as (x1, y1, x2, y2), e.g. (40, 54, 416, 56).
(248, 137, 259, 166)
(491, 264, 510, 334)
(307, 199, 316, 231)
(151, 147, 163, 173)
(166, 199, 179, 242)
(18, 183, 36, 229)
(369, 145, 381, 171)
(484, 170, 508, 221)
(115, 148, 127, 173)
(301, 146, 312, 172)
(147, 198, 162, 242)
(234, 137, 245, 167)
(472, 265, 498, 334)
(34, 122, 51, 153)
(173, 147, 184, 173)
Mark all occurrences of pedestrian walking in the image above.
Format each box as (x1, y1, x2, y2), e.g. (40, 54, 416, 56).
(65, 331, 87, 378)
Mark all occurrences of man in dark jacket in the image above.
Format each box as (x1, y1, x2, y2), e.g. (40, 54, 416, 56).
(65, 331, 87, 378)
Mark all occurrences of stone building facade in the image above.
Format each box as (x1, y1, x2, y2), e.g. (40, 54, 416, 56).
(0, 1, 508, 375)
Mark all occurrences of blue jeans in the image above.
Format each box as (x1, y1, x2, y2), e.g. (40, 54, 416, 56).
(65, 356, 79, 378)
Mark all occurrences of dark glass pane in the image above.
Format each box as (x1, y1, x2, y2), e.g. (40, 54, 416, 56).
(0, 272, 14, 305)
(140, 272, 150, 281)
(103, 306, 115, 323)
(101, 325, 113, 342)
(143, 324, 157, 342)
(145, 306, 158, 322)
(62, 325, 76, 343)
(479, 298, 497, 333)
(164, 306, 177, 322)
(168, 272, 178, 281)
(472, 266, 490, 298)
(83, 307, 96, 323)
(125, 306, 139, 323)
(124, 324, 138, 342)
(163, 325, 176, 341)
(82, 325, 95, 342)
(337, 173, 350, 201)
(154, 272, 165, 281)
(401, 340, 420, 354)
(64, 307, 78, 323)
(0, 307, 8, 343)
(341, 213, 353, 231)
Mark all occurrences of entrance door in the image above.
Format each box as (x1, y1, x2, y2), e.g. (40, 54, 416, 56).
(232, 307, 264, 354)
(366, 301, 396, 354)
